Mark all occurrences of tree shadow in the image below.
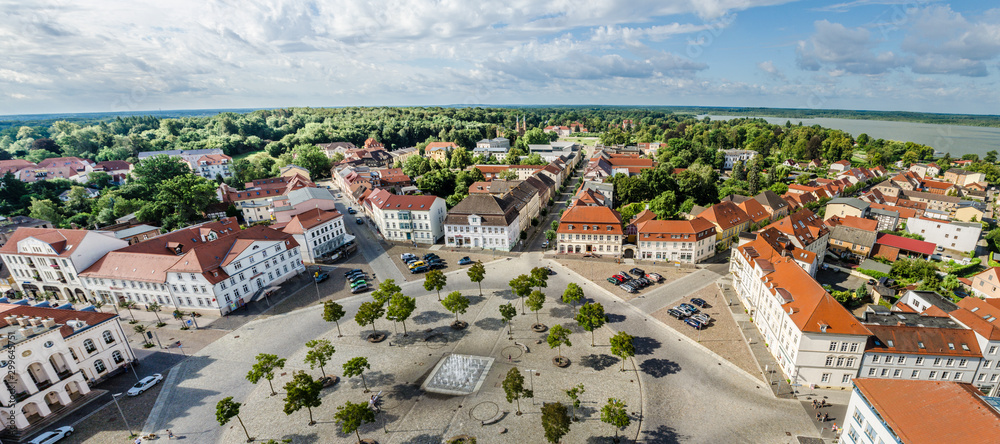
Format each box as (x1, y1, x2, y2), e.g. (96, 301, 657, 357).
(473, 317, 504, 331)
(641, 425, 684, 444)
(388, 383, 423, 401)
(549, 305, 577, 319)
(579, 353, 620, 371)
(639, 358, 682, 378)
(277, 432, 321, 443)
(466, 295, 486, 306)
(586, 435, 621, 444)
(364, 370, 396, 389)
(604, 313, 626, 324)
(632, 336, 661, 356)
(398, 433, 445, 444)
(412, 310, 452, 325)
(496, 290, 516, 300)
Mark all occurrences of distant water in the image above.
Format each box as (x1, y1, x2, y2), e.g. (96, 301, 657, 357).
(699, 115, 1000, 157)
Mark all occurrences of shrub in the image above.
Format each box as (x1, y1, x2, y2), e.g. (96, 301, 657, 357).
(858, 269, 889, 280)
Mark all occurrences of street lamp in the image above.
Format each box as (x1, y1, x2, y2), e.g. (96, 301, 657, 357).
(111, 392, 134, 437)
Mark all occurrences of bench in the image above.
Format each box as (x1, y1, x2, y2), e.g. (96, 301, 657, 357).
(481, 411, 504, 426)
(514, 342, 529, 353)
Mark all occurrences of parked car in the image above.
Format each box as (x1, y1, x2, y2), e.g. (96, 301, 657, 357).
(350, 279, 368, 288)
(690, 297, 707, 308)
(428, 262, 447, 270)
(692, 313, 711, 324)
(541, 240, 549, 248)
(607, 277, 620, 284)
(423, 253, 439, 260)
(645, 273, 663, 282)
(619, 271, 632, 279)
(612, 274, 628, 282)
(343, 269, 362, 276)
(401, 253, 417, 261)
(356, 219, 364, 225)
(348, 272, 366, 280)
(409, 265, 428, 273)
(675, 305, 695, 316)
(667, 309, 687, 319)
(679, 303, 699, 314)
(408, 261, 426, 269)
(458, 257, 473, 265)
(619, 284, 636, 293)
(545, 267, 556, 275)
(27, 427, 74, 444)
(635, 278, 650, 287)
(127, 374, 164, 396)
(684, 318, 704, 330)
(351, 284, 370, 294)
(314, 273, 330, 283)
(629, 268, 645, 276)
(348, 208, 357, 214)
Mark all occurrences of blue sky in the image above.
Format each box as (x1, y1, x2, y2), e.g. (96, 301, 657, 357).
(1, 0, 999, 115)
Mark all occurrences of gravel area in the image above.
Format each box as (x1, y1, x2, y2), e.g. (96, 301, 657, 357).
(552, 257, 692, 301)
(650, 285, 763, 382)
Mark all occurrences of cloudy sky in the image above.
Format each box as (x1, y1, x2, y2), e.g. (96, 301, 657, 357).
(1, 0, 999, 115)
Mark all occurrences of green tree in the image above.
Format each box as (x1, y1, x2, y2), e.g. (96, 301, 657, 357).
(424, 269, 447, 301)
(146, 302, 163, 325)
(547, 324, 572, 358)
(498, 169, 519, 181)
(562, 283, 584, 310)
(565, 384, 585, 421)
(386, 293, 416, 336)
(277, 144, 332, 179)
(499, 302, 517, 339)
(62, 186, 92, 214)
(354, 301, 385, 338)
(527, 290, 546, 326)
(531, 266, 550, 292)
(334, 400, 377, 443)
(467, 261, 486, 296)
(216, 397, 252, 442)
(282, 371, 323, 425)
(133, 324, 150, 346)
(342, 357, 371, 392)
(610, 332, 635, 371)
(576, 302, 606, 346)
(29, 197, 62, 226)
(541, 402, 572, 444)
(545, 230, 557, 242)
(601, 398, 631, 442)
(502, 367, 534, 415)
(372, 278, 401, 306)
(449, 147, 473, 169)
(509, 274, 533, 314)
(303, 339, 335, 378)
(441, 291, 470, 324)
(323, 301, 346, 337)
(246, 353, 287, 396)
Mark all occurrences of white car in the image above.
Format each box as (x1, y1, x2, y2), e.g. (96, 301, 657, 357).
(127, 373, 164, 396)
(28, 426, 73, 444)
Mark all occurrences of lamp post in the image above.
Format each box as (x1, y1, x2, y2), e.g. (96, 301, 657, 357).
(112, 393, 134, 437)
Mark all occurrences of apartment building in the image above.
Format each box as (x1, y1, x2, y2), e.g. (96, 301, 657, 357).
(365, 190, 446, 244)
(635, 217, 716, 263)
(906, 217, 982, 253)
(444, 193, 521, 251)
(763, 208, 831, 266)
(282, 208, 347, 263)
(696, 201, 751, 250)
(949, 297, 1000, 396)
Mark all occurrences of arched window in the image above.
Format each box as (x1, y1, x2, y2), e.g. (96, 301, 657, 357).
(83, 339, 96, 353)
(102, 331, 115, 344)
(112, 351, 124, 364)
(94, 359, 106, 373)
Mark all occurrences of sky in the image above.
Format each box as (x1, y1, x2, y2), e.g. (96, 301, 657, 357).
(1, 0, 999, 116)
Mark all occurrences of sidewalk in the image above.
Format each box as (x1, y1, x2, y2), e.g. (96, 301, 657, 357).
(718, 279, 796, 399)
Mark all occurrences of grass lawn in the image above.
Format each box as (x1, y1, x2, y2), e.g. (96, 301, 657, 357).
(559, 136, 599, 146)
(232, 150, 272, 162)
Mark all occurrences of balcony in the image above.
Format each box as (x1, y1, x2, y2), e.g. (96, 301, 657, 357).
(27, 262, 36, 268)
(50, 264, 60, 270)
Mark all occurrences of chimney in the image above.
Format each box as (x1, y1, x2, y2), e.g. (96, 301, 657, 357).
(4, 316, 17, 326)
(0, 337, 8, 347)
(42, 318, 56, 329)
(17, 327, 31, 337)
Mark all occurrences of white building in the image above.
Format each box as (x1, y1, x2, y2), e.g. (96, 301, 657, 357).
(905, 217, 982, 253)
(844, 378, 1000, 444)
(731, 236, 871, 388)
(191, 153, 233, 179)
(0, 228, 129, 303)
(635, 217, 716, 263)
(444, 193, 520, 251)
(528, 142, 579, 163)
(0, 304, 136, 434)
(950, 297, 1000, 396)
(475, 137, 510, 150)
(556, 205, 624, 255)
(722, 149, 758, 170)
(365, 189, 447, 245)
(281, 208, 348, 263)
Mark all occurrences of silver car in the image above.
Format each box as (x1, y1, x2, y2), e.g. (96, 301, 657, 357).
(127, 373, 164, 396)
(28, 427, 73, 444)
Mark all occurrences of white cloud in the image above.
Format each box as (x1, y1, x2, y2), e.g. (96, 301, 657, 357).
(757, 60, 786, 80)
(899, 5, 1000, 77)
(795, 20, 902, 74)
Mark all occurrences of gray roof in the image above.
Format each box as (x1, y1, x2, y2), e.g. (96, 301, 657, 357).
(903, 290, 961, 314)
(445, 193, 519, 226)
(830, 225, 877, 247)
(861, 310, 962, 328)
(0, 216, 51, 235)
(580, 180, 613, 193)
(754, 190, 788, 210)
(721, 194, 751, 204)
(286, 187, 336, 206)
(112, 224, 160, 239)
(859, 258, 892, 274)
(828, 197, 871, 211)
(870, 208, 899, 218)
(900, 190, 961, 204)
(137, 148, 223, 159)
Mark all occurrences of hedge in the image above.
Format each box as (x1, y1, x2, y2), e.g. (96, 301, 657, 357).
(858, 269, 889, 280)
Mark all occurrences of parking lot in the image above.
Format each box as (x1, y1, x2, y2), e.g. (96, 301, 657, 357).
(383, 245, 510, 282)
(553, 257, 692, 301)
(815, 266, 867, 293)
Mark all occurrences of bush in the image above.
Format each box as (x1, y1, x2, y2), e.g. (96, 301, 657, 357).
(531, 218, 539, 226)
(858, 269, 889, 279)
(520, 231, 527, 240)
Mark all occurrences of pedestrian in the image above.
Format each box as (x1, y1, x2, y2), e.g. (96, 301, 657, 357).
(167, 429, 174, 439)
(816, 412, 821, 421)
(823, 413, 829, 422)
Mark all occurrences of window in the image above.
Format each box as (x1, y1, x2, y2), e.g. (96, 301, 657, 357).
(897, 356, 905, 364)
(846, 358, 855, 367)
(69, 348, 78, 361)
(911, 370, 919, 378)
(880, 369, 888, 377)
(934, 358, 942, 366)
(929, 371, 937, 378)
(954, 372, 963, 380)
(836, 357, 845, 367)
(94, 359, 106, 373)
(821, 373, 830, 383)
(893, 369, 901, 378)
(830, 342, 838, 351)
(915, 357, 924, 365)
(102, 330, 114, 344)
(990, 346, 998, 355)
(842, 374, 851, 383)
(868, 368, 876, 376)
(946, 359, 955, 367)
(941, 372, 949, 379)
(849, 343, 859, 352)
(826, 357, 834, 366)
(852, 408, 863, 424)
(985, 361, 992, 369)
(871, 355, 879, 363)
(864, 424, 875, 440)
(83, 339, 96, 353)
(847, 426, 859, 441)
(959, 359, 968, 367)
(840, 343, 849, 352)
(112, 350, 124, 364)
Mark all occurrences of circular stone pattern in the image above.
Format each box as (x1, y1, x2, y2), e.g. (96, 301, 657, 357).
(368, 333, 387, 343)
(531, 324, 548, 333)
(553, 356, 571, 367)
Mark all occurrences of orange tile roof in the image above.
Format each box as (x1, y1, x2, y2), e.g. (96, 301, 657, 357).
(837, 215, 877, 232)
(755, 227, 817, 264)
(425, 142, 458, 151)
(870, 202, 917, 219)
(636, 217, 716, 241)
(738, 198, 769, 223)
(952, 297, 1000, 341)
(117, 219, 240, 255)
(557, 205, 623, 234)
(630, 209, 657, 226)
(80, 252, 185, 283)
(764, 208, 829, 247)
(853, 378, 1000, 444)
(923, 179, 954, 190)
(698, 201, 750, 231)
(282, 208, 344, 234)
(864, 324, 981, 357)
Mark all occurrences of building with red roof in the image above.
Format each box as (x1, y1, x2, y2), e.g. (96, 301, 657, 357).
(696, 201, 751, 249)
(365, 190, 446, 244)
(556, 205, 623, 255)
(872, 233, 936, 261)
(635, 217, 716, 263)
(281, 208, 347, 263)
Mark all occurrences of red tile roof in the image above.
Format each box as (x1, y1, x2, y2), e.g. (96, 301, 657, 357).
(636, 217, 716, 241)
(558, 205, 623, 234)
(952, 297, 1000, 341)
(0, 228, 98, 257)
(853, 378, 1000, 444)
(282, 208, 343, 234)
(875, 233, 936, 255)
(865, 324, 981, 357)
(698, 201, 750, 231)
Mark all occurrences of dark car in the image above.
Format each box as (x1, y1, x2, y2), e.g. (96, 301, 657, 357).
(458, 257, 473, 265)
(343, 269, 362, 276)
(607, 277, 620, 284)
(684, 318, 704, 330)
(546, 267, 556, 275)
(348, 208, 356, 214)
(314, 273, 330, 283)
(423, 253, 439, 260)
(629, 268, 645, 276)
(690, 297, 707, 307)
(679, 303, 699, 314)
(409, 265, 428, 273)
(356, 219, 364, 225)
(428, 262, 447, 270)
(667, 308, 686, 319)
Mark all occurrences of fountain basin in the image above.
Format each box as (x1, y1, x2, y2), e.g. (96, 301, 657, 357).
(422, 354, 495, 395)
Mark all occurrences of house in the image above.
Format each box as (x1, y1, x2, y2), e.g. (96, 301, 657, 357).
(872, 233, 936, 261)
(217, 173, 317, 223)
(824, 198, 871, 221)
(920, 179, 956, 195)
(388, 147, 418, 164)
(968, 268, 1000, 299)
(0, 228, 130, 302)
(190, 153, 233, 179)
(103, 224, 161, 245)
(543, 126, 571, 137)
(909, 163, 935, 177)
(905, 217, 981, 253)
(444, 193, 520, 251)
(80, 223, 302, 315)
(0, 159, 34, 176)
(826, 215, 878, 232)
(0, 304, 136, 435)
(556, 205, 624, 255)
(738, 198, 771, 226)
(281, 208, 347, 263)
(696, 201, 751, 249)
(625, 209, 658, 241)
(473, 139, 511, 159)
(890, 171, 923, 191)
(949, 297, 1000, 395)
(58, 187, 100, 202)
(944, 168, 987, 187)
(871, 180, 902, 198)
(859, 319, 982, 385)
(829, 225, 877, 262)
(730, 236, 870, 388)
(721, 149, 757, 169)
(271, 187, 338, 223)
(753, 190, 791, 219)
(424, 142, 458, 162)
(843, 379, 1000, 444)
(0, 216, 52, 248)
(955, 201, 986, 222)
(895, 289, 959, 315)
(899, 190, 961, 214)
(752, 227, 821, 276)
(365, 190, 447, 244)
(317, 142, 358, 159)
(635, 217, 716, 263)
(829, 160, 851, 173)
(572, 187, 610, 207)
(763, 208, 831, 265)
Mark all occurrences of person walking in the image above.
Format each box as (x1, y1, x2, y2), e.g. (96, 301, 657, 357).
(823, 413, 829, 422)
(167, 429, 174, 440)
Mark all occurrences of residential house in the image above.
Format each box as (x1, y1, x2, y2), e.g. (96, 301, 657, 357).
(859, 318, 982, 385)
(824, 198, 871, 221)
(217, 173, 316, 223)
(697, 201, 751, 250)
(0, 159, 34, 176)
(899, 190, 961, 214)
(738, 198, 771, 227)
(271, 187, 338, 224)
(543, 126, 572, 137)
(829, 160, 851, 173)
(579, 181, 614, 207)
(473, 139, 511, 159)
(949, 297, 1000, 395)
(843, 379, 1000, 444)
(871, 181, 902, 198)
(909, 163, 935, 177)
(103, 224, 161, 245)
(968, 268, 1000, 299)
(556, 205, 624, 255)
(190, 153, 233, 179)
(388, 147, 418, 165)
(0, 228, 129, 302)
(365, 190, 446, 244)
(58, 187, 99, 202)
(282, 208, 347, 263)
(906, 217, 981, 253)
(829, 225, 877, 262)
(721, 149, 758, 169)
(754, 190, 791, 219)
(0, 217, 52, 248)
(895, 289, 959, 314)
(635, 217, 716, 263)
(763, 208, 831, 265)
(945, 168, 987, 187)
(572, 187, 610, 207)
(753, 227, 820, 276)
(920, 179, 956, 195)
(317, 142, 358, 159)
(955, 200, 986, 222)
(444, 193, 520, 251)
(425, 142, 458, 162)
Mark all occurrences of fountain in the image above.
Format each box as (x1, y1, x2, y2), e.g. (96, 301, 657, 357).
(422, 354, 495, 395)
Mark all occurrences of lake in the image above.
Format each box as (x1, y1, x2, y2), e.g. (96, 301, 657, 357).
(698, 115, 1000, 157)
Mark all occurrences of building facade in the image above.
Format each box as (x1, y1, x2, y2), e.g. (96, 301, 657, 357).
(556, 205, 624, 255)
(906, 217, 982, 253)
(444, 194, 520, 251)
(282, 208, 347, 263)
(366, 190, 447, 244)
(635, 218, 716, 263)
